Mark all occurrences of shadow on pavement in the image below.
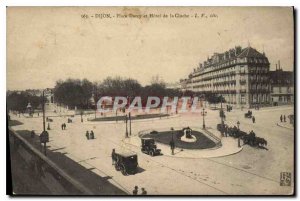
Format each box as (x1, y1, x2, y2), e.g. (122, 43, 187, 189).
(10, 129, 127, 195)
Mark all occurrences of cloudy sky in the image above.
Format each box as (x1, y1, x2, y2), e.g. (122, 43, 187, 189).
(7, 7, 294, 90)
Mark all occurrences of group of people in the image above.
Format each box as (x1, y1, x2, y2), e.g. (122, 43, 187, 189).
(254, 104, 260, 110)
(280, 114, 287, 123)
(226, 105, 233, 112)
(132, 186, 147, 195)
(61, 123, 67, 130)
(86, 130, 95, 140)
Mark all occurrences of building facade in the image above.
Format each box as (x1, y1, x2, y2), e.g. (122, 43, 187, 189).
(180, 46, 271, 108)
(269, 65, 294, 106)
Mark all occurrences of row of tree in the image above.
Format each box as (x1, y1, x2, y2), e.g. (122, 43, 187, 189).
(7, 76, 227, 111)
(7, 91, 45, 112)
(53, 77, 183, 109)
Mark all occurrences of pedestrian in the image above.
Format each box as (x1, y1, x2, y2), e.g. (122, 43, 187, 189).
(280, 115, 283, 122)
(86, 131, 90, 140)
(284, 115, 286, 122)
(31, 130, 35, 138)
(63, 123, 66, 130)
(252, 116, 255, 123)
(61, 124, 64, 130)
(169, 139, 175, 155)
(90, 130, 94, 139)
(112, 149, 116, 165)
(141, 188, 147, 195)
(133, 186, 138, 195)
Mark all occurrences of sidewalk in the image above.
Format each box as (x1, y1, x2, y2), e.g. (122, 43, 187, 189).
(9, 127, 127, 195)
(276, 122, 294, 130)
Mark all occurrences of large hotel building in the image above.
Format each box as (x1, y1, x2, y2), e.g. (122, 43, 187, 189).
(180, 46, 271, 108)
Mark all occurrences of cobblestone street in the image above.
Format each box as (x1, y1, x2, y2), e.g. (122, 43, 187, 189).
(9, 105, 294, 195)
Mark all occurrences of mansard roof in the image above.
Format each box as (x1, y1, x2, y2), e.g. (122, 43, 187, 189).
(237, 46, 266, 59)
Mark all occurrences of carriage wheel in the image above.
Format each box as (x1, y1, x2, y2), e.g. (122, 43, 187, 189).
(149, 150, 154, 157)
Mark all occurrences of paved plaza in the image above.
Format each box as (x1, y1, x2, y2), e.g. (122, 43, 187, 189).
(9, 105, 294, 195)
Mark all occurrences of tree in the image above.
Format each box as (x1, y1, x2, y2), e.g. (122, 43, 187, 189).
(7, 91, 44, 112)
(81, 79, 94, 107)
(53, 78, 94, 109)
(207, 94, 226, 109)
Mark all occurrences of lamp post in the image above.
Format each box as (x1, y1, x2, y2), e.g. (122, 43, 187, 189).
(237, 121, 241, 148)
(201, 108, 207, 129)
(125, 114, 128, 138)
(170, 127, 174, 155)
(220, 95, 224, 125)
(129, 112, 132, 136)
(116, 109, 118, 123)
(42, 91, 46, 132)
(41, 90, 49, 156)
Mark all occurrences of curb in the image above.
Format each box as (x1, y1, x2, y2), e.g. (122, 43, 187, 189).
(84, 114, 180, 125)
(276, 123, 294, 130)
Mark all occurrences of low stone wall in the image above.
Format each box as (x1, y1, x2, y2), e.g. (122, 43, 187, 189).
(8, 128, 93, 195)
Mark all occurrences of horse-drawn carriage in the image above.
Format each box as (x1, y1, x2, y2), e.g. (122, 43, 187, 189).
(242, 132, 267, 147)
(217, 123, 227, 132)
(217, 123, 267, 148)
(141, 138, 161, 156)
(113, 152, 138, 175)
(67, 118, 72, 123)
(244, 110, 252, 118)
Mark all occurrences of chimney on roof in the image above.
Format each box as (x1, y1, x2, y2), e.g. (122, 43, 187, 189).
(278, 60, 281, 70)
(276, 64, 278, 71)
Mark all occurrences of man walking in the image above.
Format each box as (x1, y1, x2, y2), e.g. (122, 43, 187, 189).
(90, 130, 95, 139)
(169, 139, 175, 155)
(280, 115, 283, 122)
(86, 131, 90, 140)
(31, 130, 35, 138)
(284, 115, 286, 122)
(252, 116, 255, 123)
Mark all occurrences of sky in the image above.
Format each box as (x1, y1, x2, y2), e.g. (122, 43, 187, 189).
(7, 7, 294, 90)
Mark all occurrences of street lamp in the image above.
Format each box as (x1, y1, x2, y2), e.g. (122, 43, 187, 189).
(116, 109, 118, 123)
(125, 114, 128, 138)
(201, 108, 207, 129)
(129, 112, 132, 136)
(170, 127, 175, 155)
(220, 95, 225, 125)
(237, 121, 241, 148)
(40, 90, 49, 156)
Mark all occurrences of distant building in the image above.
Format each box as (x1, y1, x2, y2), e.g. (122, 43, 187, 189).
(180, 45, 271, 108)
(166, 82, 181, 90)
(269, 63, 294, 106)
